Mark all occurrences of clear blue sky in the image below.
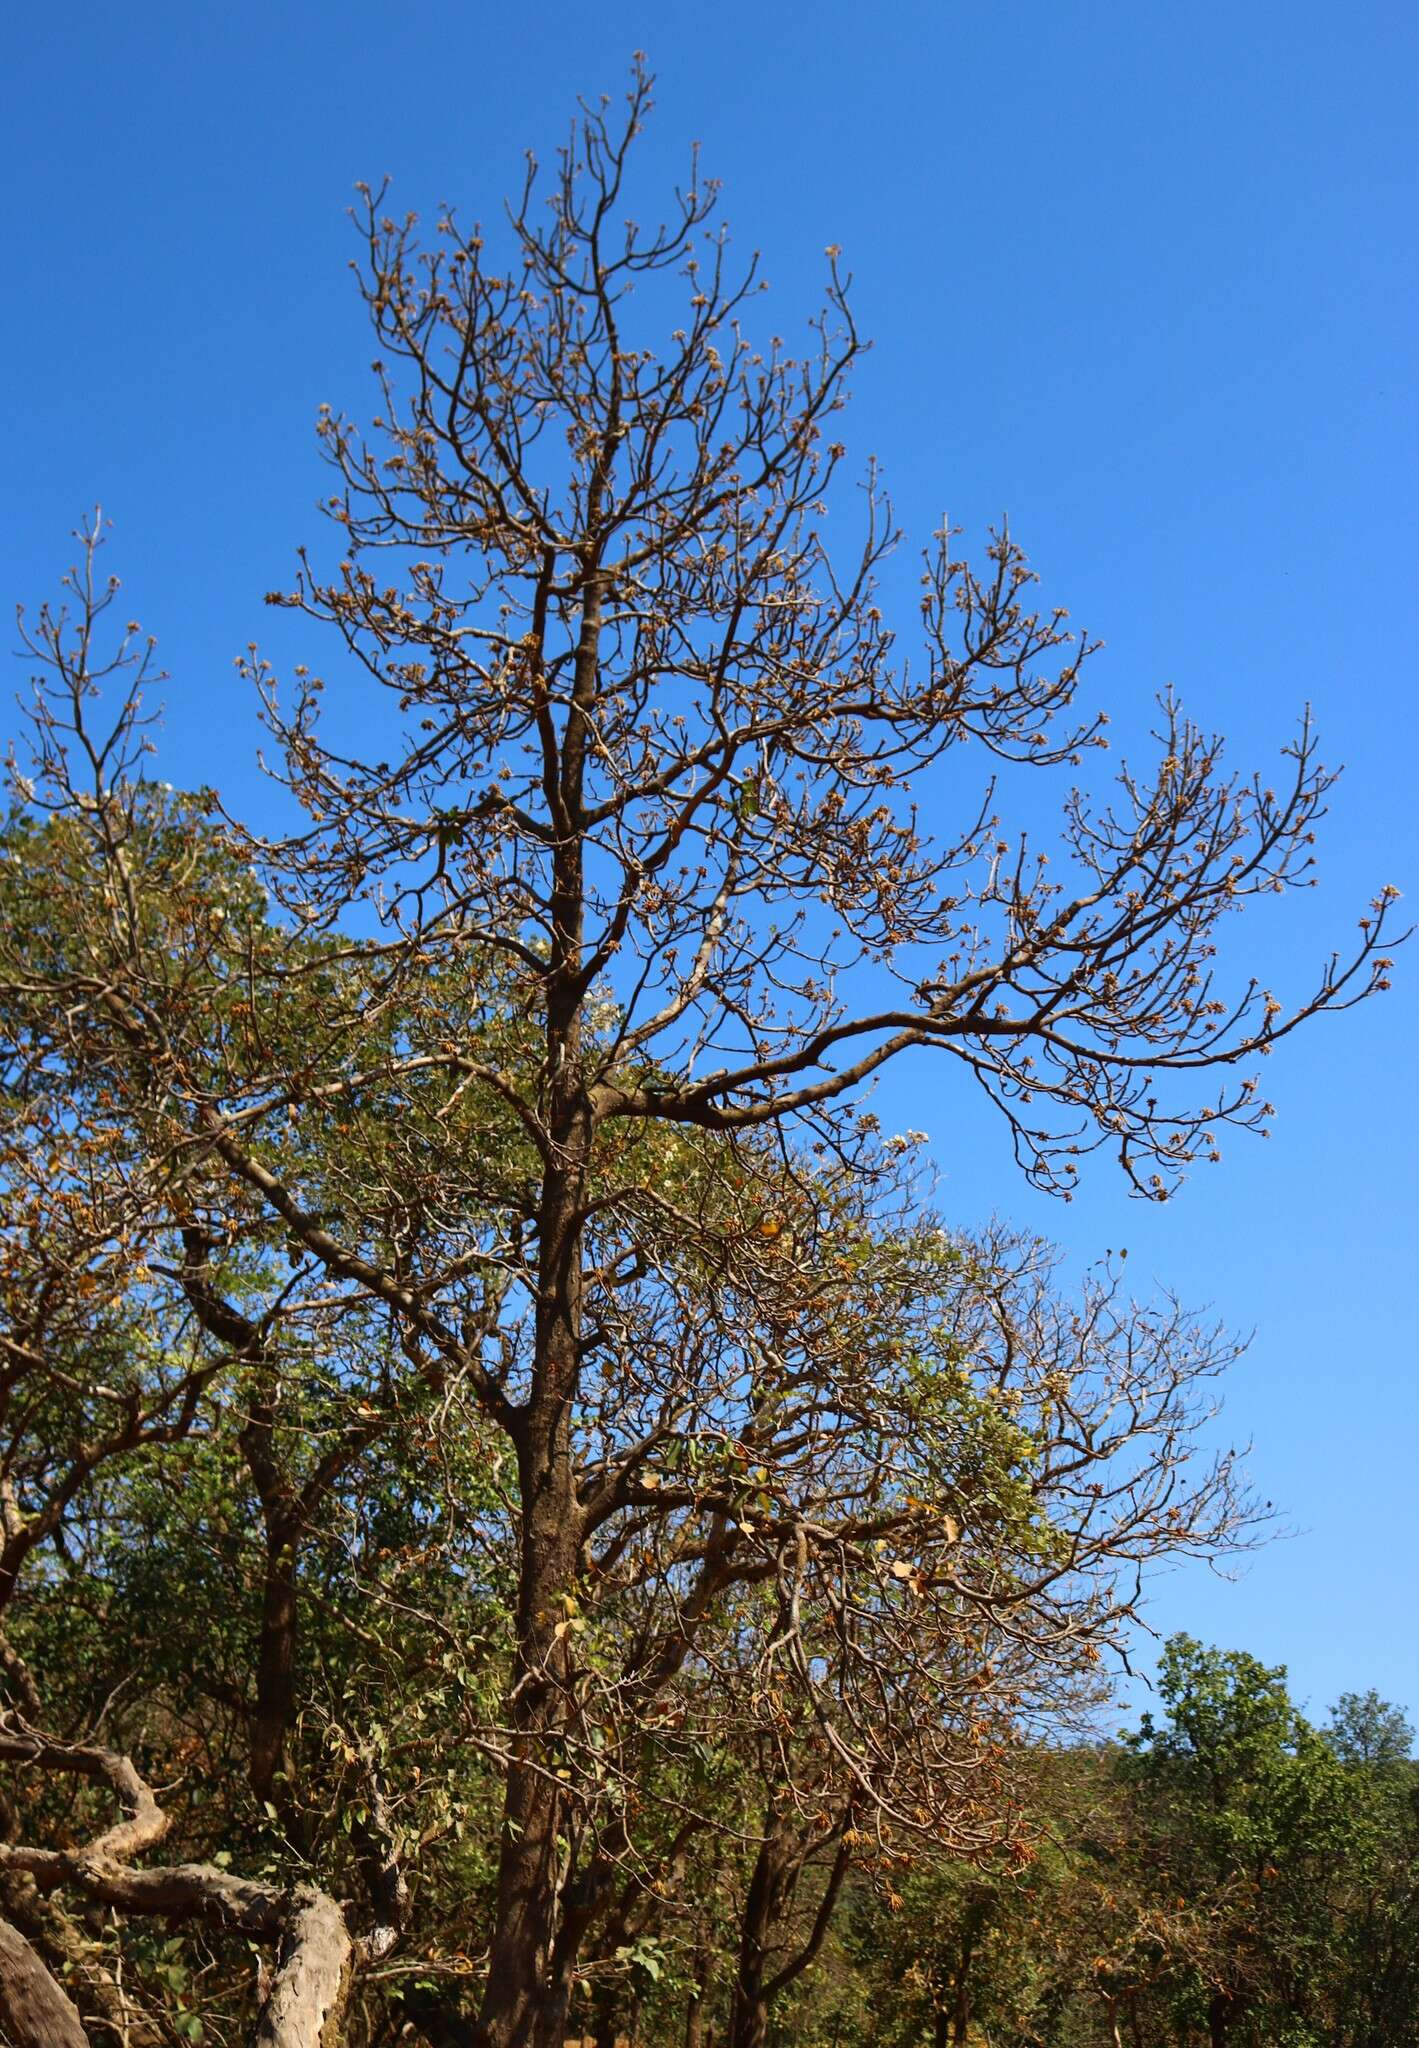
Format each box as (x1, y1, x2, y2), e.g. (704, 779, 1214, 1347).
(4, 0, 1415, 1733)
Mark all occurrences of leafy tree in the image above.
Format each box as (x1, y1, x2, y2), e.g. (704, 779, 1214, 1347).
(810, 1669, 1419, 2048)
(1320, 1695, 1419, 2046)
(1324, 1691, 1415, 1770)
(1121, 1637, 1357, 2047)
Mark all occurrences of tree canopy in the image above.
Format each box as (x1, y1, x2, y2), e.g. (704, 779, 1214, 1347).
(0, 59, 1401, 2048)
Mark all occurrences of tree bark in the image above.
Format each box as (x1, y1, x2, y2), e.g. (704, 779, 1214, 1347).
(476, 1115, 592, 2048)
(726, 1816, 850, 2048)
(951, 1940, 973, 2048)
(591, 1996, 619, 2048)
(179, 1238, 304, 1812)
(402, 1982, 480, 2048)
(254, 1891, 351, 2048)
(251, 1514, 300, 1805)
(685, 1941, 713, 2048)
(0, 1914, 89, 2048)
(728, 1823, 795, 2048)
(474, 543, 600, 2045)
(0, 1875, 162, 2047)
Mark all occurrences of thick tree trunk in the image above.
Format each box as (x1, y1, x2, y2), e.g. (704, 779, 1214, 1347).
(476, 1491, 583, 2046)
(476, 1118, 591, 2048)
(0, 1914, 89, 2048)
(475, 563, 601, 2046)
(730, 1995, 769, 2048)
(254, 1892, 351, 2048)
(475, 1485, 581, 2047)
(0, 1877, 162, 2047)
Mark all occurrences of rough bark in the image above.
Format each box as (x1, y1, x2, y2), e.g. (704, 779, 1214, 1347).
(475, 1122, 591, 2048)
(253, 1892, 351, 2048)
(0, 1913, 89, 2048)
(0, 1875, 163, 2048)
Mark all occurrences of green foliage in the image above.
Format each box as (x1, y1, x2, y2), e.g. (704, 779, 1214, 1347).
(836, 1644, 1419, 2048)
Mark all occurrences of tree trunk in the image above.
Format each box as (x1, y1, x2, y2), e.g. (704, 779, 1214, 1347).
(685, 1942, 713, 2048)
(1, 1875, 163, 2047)
(728, 1822, 796, 2048)
(474, 1468, 581, 2048)
(475, 1120, 591, 2048)
(251, 1516, 300, 1804)
(254, 1891, 351, 2048)
(730, 1994, 769, 2048)
(475, 571, 599, 2047)
(951, 1933, 974, 2048)
(0, 1915, 88, 2048)
(402, 1982, 480, 2047)
(1207, 1990, 1230, 2048)
(588, 1975, 621, 2048)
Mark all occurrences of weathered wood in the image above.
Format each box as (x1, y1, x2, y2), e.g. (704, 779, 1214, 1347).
(0, 1914, 89, 2048)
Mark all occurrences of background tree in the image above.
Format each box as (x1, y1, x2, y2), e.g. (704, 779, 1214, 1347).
(1319, 1693, 1419, 2045)
(844, 1684, 1419, 2048)
(1119, 1637, 1357, 2047)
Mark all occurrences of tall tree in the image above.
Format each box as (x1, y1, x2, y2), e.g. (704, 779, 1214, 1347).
(5, 57, 1400, 2048)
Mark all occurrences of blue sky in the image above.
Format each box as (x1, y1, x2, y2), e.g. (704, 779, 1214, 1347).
(4, 0, 1415, 1734)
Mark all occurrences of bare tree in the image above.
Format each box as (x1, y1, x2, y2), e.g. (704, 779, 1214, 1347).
(4, 58, 1400, 2048)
